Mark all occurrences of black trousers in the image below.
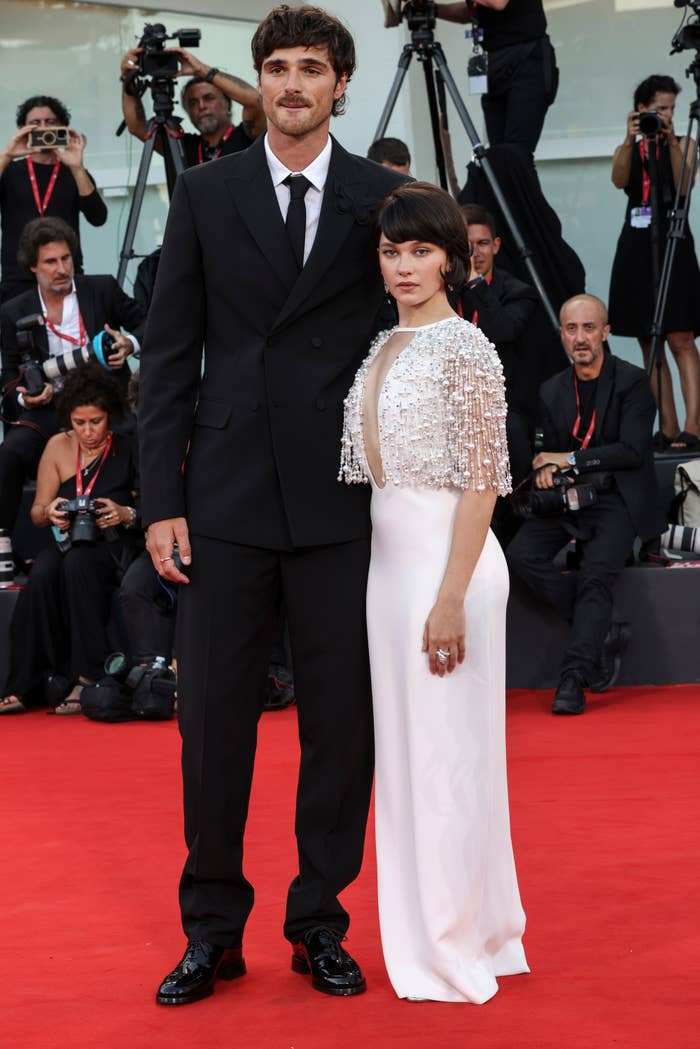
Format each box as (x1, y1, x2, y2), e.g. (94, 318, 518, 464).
(482, 38, 557, 157)
(175, 534, 373, 947)
(0, 414, 58, 531)
(118, 551, 177, 664)
(506, 494, 636, 684)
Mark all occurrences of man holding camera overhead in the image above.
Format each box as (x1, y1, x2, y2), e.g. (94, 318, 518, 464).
(506, 294, 664, 716)
(0, 216, 144, 540)
(0, 96, 107, 305)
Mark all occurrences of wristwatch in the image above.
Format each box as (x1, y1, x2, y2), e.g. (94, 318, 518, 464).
(567, 451, 577, 467)
(204, 67, 220, 83)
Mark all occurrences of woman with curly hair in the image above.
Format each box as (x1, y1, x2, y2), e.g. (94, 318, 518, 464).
(1, 363, 141, 714)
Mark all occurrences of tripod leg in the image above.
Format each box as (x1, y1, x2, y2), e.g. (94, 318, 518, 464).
(431, 43, 559, 332)
(373, 45, 413, 144)
(422, 56, 448, 191)
(117, 129, 159, 287)
(165, 129, 187, 180)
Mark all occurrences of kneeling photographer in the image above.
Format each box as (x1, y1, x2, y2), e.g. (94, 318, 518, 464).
(0, 364, 142, 715)
(506, 294, 665, 716)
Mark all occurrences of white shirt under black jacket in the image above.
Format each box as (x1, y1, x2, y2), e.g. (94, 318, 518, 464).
(264, 134, 332, 265)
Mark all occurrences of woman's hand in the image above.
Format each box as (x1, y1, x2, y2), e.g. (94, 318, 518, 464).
(45, 497, 70, 531)
(625, 110, 640, 143)
(422, 597, 466, 677)
(95, 498, 125, 529)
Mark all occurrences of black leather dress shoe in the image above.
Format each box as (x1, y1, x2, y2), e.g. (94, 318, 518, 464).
(552, 673, 586, 715)
(291, 927, 366, 996)
(156, 940, 246, 1006)
(590, 621, 631, 693)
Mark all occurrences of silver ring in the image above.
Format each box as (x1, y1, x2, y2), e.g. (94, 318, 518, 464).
(436, 648, 449, 665)
(159, 556, 173, 564)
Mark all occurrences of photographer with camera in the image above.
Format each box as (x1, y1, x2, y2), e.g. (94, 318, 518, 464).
(0, 217, 145, 542)
(0, 362, 142, 715)
(506, 294, 664, 716)
(608, 74, 700, 450)
(0, 96, 107, 304)
(120, 42, 265, 167)
(432, 1, 558, 157)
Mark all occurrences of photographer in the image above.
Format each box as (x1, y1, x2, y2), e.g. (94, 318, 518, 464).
(608, 74, 700, 450)
(0, 363, 142, 715)
(433, 1, 558, 157)
(120, 46, 265, 166)
(506, 295, 664, 716)
(0, 96, 107, 304)
(0, 217, 145, 540)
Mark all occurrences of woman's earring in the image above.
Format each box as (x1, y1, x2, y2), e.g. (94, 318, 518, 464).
(383, 280, 392, 303)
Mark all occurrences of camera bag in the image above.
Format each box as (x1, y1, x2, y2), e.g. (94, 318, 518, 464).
(81, 676, 136, 723)
(127, 664, 176, 721)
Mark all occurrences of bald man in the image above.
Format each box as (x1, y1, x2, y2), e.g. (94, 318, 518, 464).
(507, 294, 664, 714)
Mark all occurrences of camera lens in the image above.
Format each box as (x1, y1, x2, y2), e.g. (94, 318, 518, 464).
(638, 110, 662, 136)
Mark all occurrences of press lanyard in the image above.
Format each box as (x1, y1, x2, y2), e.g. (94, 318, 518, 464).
(27, 157, 61, 215)
(572, 374, 596, 449)
(639, 139, 658, 207)
(46, 311, 87, 348)
(198, 123, 234, 164)
(455, 273, 492, 325)
(75, 432, 112, 498)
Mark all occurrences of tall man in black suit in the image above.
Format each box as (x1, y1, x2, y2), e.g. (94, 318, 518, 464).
(507, 294, 664, 715)
(0, 216, 144, 536)
(139, 6, 406, 1005)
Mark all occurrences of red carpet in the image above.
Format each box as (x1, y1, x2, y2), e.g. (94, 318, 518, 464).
(3, 685, 699, 1049)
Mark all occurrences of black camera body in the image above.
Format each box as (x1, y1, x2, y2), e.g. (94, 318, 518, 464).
(403, 0, 437, 32)
(137, 22, 201, 78)
(27, 127, 69, 149)
(58, 496, 99, 544)
(16, 313, 46, 397)
(514, 468, 599, 519)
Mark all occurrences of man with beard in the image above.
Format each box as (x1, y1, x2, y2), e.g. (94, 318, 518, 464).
(120, 46, 266, 166)
(138, 5, 406, 1005)
(506, 295, 663, 715)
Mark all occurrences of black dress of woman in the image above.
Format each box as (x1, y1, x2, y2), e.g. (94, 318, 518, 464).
(7, 433, 142, 703)
(608, 140, 700, 337)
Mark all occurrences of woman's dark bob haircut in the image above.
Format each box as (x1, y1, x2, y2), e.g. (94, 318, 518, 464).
(55, 362, 124, 428)
(376, 182, 471, 290)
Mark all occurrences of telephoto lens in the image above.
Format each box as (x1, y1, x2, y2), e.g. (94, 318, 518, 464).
(0, 529, 14, 588)
(661, 523, 700, 554)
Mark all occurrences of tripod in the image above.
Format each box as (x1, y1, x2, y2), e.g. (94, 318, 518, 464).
(116, 76, 186, 287)
(373, 14, 559, 332)
(646, 50, 700, 437)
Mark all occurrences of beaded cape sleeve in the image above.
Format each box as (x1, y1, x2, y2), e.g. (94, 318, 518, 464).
(339, 316, 511, 495)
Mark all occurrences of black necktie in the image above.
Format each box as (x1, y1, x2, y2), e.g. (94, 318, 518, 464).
(284, 174, 312, 270)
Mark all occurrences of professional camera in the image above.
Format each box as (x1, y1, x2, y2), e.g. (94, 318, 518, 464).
(58, 495, 99, 544)
(137, 22, 201, 78)
(43, 331, 118, 381)
(672, 0, 700, 51)
(26, 127, 69, 149)
(513, 468, 598, 519)
(638, 109, 663, 136)
(16, 313, 47, 396)
(15, 311, 120, 390)
(381, 0, 436, 31)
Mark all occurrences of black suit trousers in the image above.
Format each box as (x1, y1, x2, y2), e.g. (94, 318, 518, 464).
(0, 411, 59, 531)
(506, 494, 636, 683)
(175, 534, 373, 946)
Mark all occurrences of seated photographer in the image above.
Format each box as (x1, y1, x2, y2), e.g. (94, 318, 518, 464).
(0, 216, 145, 540)
(0, 95, 107, 304)
(0, 363, 142, 715)
(120, 46, 265, 167)
(506, 294, 665, 716)
(367, 137, 411, 174)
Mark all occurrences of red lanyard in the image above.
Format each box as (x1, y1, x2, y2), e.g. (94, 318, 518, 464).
(455, 273, 492, 325)
(46, 311, 87, 348)
(27, 157, 61, 215)
(197, 123, 234, 164)
(75, 433, 112, 497)
(572, 374, 596, 449)
(638, 139, 659, 206)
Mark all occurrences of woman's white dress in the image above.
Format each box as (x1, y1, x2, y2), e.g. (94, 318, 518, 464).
(340, 316, 529, 1003)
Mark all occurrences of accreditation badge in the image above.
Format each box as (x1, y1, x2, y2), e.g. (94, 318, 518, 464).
(630, 206, 652, 229)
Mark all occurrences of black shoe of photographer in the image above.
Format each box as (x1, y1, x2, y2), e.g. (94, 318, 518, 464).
(552, 673, 586, 715)
(589, 622, 631, 694)
(156, 939, 246, 1006)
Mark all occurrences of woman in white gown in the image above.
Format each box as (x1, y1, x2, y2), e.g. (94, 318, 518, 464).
(339, 183, 528, 1003)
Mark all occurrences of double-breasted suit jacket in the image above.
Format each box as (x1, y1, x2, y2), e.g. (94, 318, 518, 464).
(138, 136, 406, 548)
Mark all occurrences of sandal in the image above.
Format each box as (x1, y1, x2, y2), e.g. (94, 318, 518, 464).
(53, 681, 88, 716)
(0, 695, 27, 715)
(669, 430, 700, 450)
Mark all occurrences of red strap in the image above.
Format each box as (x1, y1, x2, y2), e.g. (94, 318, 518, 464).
(46, 311, 86, 348)
(75, 432, 112, 498)
(457, 273, 493, 325)
(198, 123, 234, 164)
(572, 374, 596, 449)
(27, 157, 60, 215)
(638, 139, 659, 207)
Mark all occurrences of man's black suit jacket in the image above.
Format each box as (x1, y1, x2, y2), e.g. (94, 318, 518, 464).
(538, 352, 665, 541)
(0, 274, 146, 417)
(138, 136, 405, 548)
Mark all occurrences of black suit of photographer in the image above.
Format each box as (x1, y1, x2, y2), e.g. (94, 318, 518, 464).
(506, 352, 664, 685)
(0, 275, 145, 532)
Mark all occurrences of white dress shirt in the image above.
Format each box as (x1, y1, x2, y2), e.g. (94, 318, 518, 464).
(264, 134, 332, 264)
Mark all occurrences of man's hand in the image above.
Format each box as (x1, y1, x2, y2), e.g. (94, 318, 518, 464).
(17, 382, 53, 408)
(121, 48, 142, 79)
(146, 517, 191, 584)
(1, 125, 35, 161)
(103, 325, 132, 368)
(174, 48, 209, 78)
(531, 452, 571, 490)
(57, 129, 87, 170)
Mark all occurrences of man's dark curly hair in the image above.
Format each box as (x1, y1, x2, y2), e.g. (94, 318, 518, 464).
(251, 5, 355, 117)
(16, 95, 71, 128)
(17, 217, 77, 273)
(55, 362, 125, 428)
(633, 75, 681, 110)
(376, 182, 471, 290)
